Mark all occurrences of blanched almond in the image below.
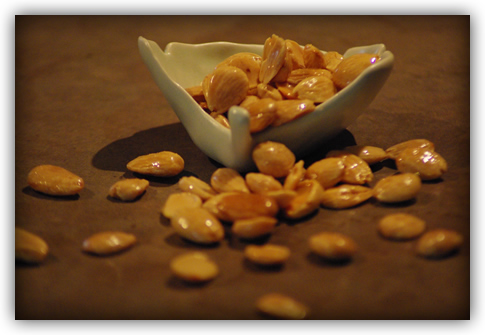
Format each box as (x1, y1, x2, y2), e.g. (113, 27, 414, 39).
(185, 85, 205, 103)
(395, 147, 448, 180)
(256, 83, 284, 101)
(266, 189, 298, 209)
(293, 75, 336, 103)
(214, 114, 231, 128)
(256, 293, 309, 320)
(320, 184, 373, 209)
(305, 157, 345, 189)
(232, 216, 278, 239)
(210, 168, 250, 193)
(170, 252, 219, 283)
(126, 151, 184, 177)
(287, 68, 332, 85)
(161, 192, 203, 219)
(203, 192, 279, 222)
(27, 165, 84, 196)
(215, 52, 262, 90)
(15, 227, 49, 264)
(326, 151, 373, 185)
(378, 213, 426, 240)
(272, 99, 315, 126)
(259, 34, 287, 84)
(178, 176, 217, 200)
(323, 51, 343, 72)
(242, 97, 278, 133)
(275, 82, 298, 100)
(272, 39, 305, 83)
(284, 179, 324, 219)
(302, 44, 326, 69)
(82, 231, 136, 255)
(244, 244, 290, 266)
(170, 207, 224, 244)
(385, 139, 435, 160)
(202, 65, 249, 114)
(245, 172, 283, 194)
(416, 229, 463, 258)
(332, 53, 380, 89)
(343, 145, 388, 165)
(373, 173, 422, 203)
(252, 141, 296, 178)
(108, 178, 149, 201)
(309, 232, 357, 261)
(283, 160, 306, 191)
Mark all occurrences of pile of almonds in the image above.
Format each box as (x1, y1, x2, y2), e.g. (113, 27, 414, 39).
(186, 34, 380, 133)
(18, 135, 462, 319)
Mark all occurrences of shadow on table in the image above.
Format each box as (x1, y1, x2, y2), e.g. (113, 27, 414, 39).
(91, 122, 218, 180)
(92, 121, 358, 176)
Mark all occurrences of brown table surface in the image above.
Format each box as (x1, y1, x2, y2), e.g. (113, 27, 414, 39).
(15, 15, 470, 320)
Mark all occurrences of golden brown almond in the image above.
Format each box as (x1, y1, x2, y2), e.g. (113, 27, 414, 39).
(385, 139, 435, 160)
(343, 145, 388, 165)
(265, 189, 298, 209)
(332, 53, 380, 89)
(185, 85, 205, 103)
(244, 244, 291, 266)
(284, 179, 324, 219)
(214, 114, 231, 128)
(302, 44, 326, 69)
(126, 151, 184, 177)
(326, 151, 373, 185)
(320, 184, 373, 209)
(323, 51, 343, 72)
(256, 293, 309, 320)
(275, 82, 298, 100)
(245, 172, 283, 194)
(108, 178, 149, 201)
(161, 192, 203, 219)
(82, 231, 136, 256)
(252, 141, 296, 178)
(240, 95, 260, 108)
(170, 252, 219, 283)
(395, 147, 448, 180)
(378, 213, 426, 240)
(215, 52, 262, 90)
(272, 99, 316, 126)
(256, 83, 284, 101)
(283, 160, 306, 190)
(416, 229, 464, 258)
(210, 168, 250, 193)
(170, 207, 224, 244)
(202, 192, 279, 222)
(305, 157, 345, 189)
(272, 39, 306, 83)
(15, 227, 49, 264)
(199, 101, 209, 110)
(293, 75, 336, 103)
(232, 216, 278, 239)
(259, 34, 287, 84)
(309, 232, 357, 261)
(178, 176, 217, 201)
(27, 165, 84, 196)
(202, 65, 249, 114)
(287, 68, 332, 85)
(373, 173, 422, 203)
(243, 97, 278, 133)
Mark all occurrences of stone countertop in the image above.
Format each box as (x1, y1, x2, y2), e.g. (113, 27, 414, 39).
(15, 15, 470, 320)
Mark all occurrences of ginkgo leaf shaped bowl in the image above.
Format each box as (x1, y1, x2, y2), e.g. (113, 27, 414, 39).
(138, 36, 394, 172)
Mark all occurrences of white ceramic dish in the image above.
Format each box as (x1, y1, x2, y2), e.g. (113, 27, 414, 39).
(138, 36, 394, 172)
